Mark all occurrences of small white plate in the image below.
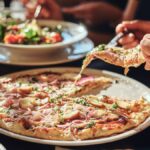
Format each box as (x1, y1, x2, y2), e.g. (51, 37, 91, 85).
(0, 67, 149, 146)
(0, 20, 88, 55)
(0, 38, 93, 66)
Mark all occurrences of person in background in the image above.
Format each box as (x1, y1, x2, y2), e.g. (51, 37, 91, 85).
(116, 20, 150, 70)
(21, 0, 63, 20)
(21, 0, 139, 45)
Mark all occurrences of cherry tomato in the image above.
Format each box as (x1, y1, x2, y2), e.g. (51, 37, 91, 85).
(4, 34, 24, 44)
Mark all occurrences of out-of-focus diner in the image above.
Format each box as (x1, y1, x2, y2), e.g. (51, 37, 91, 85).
(0, 0, 150, 150)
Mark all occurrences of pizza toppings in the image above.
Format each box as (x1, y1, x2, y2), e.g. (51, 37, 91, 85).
(76, 76, 94, 86)
(63, 110, 80, 121)
(118, 116, 128, 125)
(0, 71, 149, 141)
(19, 97, 36, 109)
(116, 100, 131, 109)
(20, 118, 32, 129)
(77, 44, 145, 77)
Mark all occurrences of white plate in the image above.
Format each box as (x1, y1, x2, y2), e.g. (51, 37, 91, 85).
(0, 38, 93, 66)
(0, 67, 150, 146)
(0, 20, 88, 55)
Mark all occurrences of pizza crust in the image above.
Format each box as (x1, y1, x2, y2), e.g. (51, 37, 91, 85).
(0, 111, 149, 141)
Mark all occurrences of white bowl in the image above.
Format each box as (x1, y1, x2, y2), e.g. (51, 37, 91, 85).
(0, 20, 88, 56)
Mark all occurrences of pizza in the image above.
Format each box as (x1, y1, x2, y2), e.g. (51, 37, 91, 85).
(0, 93, 149, 140)
(0, 71, 149, 141)
(80, 44, 145, 75)
(0, 71, 112, 100)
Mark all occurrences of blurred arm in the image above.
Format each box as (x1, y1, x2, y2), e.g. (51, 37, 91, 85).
(123, 0, 139, 20)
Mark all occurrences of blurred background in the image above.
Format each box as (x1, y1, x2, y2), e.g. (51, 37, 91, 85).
(0, 0, 150, 46)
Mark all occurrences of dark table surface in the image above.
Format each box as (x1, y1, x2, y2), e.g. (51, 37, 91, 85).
(0, 59, 150, 150)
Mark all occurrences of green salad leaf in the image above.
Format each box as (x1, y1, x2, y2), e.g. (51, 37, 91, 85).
(0, 24, 5, 42)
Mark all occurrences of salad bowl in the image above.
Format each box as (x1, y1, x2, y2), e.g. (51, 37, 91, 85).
(0, 20, 88, 56)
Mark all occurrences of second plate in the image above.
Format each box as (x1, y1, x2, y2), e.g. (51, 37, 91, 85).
(0, 38, 93, 66)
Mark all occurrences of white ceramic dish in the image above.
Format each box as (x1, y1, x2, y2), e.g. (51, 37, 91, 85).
(0, 20, 88, 56)
(0, 67, 149, 146)
(0, 38, 93, 66)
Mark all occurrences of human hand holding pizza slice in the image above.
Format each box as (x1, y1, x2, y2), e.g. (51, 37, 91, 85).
(116, 20, 150, 70)
(79, 20, 150, 76)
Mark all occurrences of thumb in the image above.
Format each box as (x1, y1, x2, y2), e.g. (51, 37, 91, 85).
(145, 62, 150, 70)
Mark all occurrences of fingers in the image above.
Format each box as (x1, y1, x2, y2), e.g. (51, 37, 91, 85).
(116, 20, 150, 36)
(116, 20, 149, 33)
(123, 39, 139, 49)
(140, 34, 150, 55)
(116, 23, 128, 34)
(145, 64, 150, 70)
(25, 2, 37, 19)
(118, 33, 139, 49)
(144, 59, 150, 70)
(140, 34, 150, 70)
(116, 20, 140, 33)
(116, 20, 146, 48)
(25, 0, 62, 20)
(119, 33, 135, 45)
(38, 7, 51, 19)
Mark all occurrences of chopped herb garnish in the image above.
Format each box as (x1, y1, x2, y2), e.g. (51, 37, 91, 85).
(59, 113, 64, 123)
(75, 99, 89, 106)
(112, 103, 118, 109)
(86, 121, 95, 128)
(60, 117, 64, 123)
(0, 107, 9, 114)
(18, 82, 22, 86)
(57, 95, 63, 99)
(49, 98, 56, 103)
(0, 24, 5, 41)
(93, 44, 106, 52)
(34, 87, 39, 91)
(54, 106, 59, 111)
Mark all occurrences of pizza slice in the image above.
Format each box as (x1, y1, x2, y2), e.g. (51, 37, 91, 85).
(0, 71, 113, 100)
(80, 44, 145, 75)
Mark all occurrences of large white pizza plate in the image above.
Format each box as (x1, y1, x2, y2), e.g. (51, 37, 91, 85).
(0, 67, 150, 146)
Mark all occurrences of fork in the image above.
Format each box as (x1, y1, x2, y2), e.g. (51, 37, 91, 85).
(107, 30, 129, 47)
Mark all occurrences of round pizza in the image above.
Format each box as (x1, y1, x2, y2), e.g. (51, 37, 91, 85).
(0, 71, 149, 141)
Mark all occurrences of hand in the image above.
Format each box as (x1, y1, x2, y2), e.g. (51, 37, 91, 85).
(140, 34, 150, 70)
(116, 20, 150, 49)
(23, 0, 62, 20)
(63, 2, 122, 27)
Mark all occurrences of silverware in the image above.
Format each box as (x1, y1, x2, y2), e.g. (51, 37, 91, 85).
(34, 5, 42, 19)
(107, 30, 129, 47)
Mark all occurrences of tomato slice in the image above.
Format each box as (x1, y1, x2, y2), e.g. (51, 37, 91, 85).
(4, 34, 24, 44)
